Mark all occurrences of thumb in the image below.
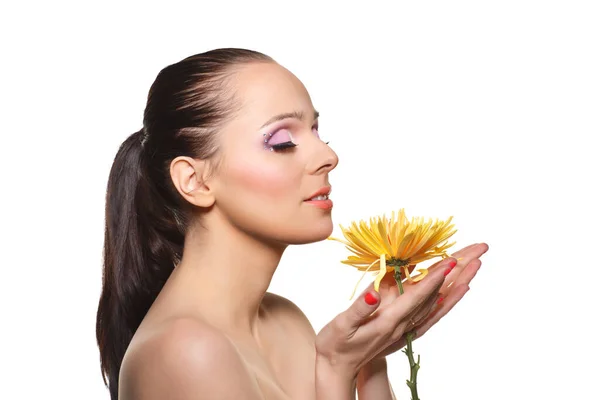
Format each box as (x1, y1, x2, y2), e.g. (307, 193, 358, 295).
(344, 287, 381, 329)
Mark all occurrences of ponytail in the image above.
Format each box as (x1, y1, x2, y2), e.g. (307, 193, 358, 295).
(96, 48, 274, 399)
(96, 129, 184, 399)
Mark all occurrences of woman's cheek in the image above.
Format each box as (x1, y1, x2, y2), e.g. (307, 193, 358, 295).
(227, 160, 298, 201)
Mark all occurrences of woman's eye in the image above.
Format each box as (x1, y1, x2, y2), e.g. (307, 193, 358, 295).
(270, 141, 297, 151)
(264, 129, 297, 152)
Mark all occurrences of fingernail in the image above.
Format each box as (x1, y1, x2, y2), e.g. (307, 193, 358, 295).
(365, 292, 378, 305)
(448, 259, 457, 268)
(437, 296, 444, 305)
(444, 268, 452, 276)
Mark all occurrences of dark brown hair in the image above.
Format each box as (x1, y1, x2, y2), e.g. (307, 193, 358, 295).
(96, 48, 273, 399)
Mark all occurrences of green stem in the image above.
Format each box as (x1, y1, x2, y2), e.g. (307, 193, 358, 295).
(404, 332, 420, 400)
(393, 266, 405, 295)
(393, 266, 420, 400)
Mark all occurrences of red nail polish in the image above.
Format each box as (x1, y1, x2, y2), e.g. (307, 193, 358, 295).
(444, 268, 452, 276)
(449, 260, 457, 268)
(365, 292, 378, 305)
(436, 296, 444, 305)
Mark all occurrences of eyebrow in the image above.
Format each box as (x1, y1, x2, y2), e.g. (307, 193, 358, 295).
(260, 110, 320, 129)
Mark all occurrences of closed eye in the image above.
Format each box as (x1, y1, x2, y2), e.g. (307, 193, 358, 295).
(271, 141, 297, 151)
(265, 128, 298, 152)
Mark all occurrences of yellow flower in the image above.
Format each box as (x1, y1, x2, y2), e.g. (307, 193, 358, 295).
(328, 209, 457, 297)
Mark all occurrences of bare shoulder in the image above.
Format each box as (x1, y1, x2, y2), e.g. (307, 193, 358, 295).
(262, 292, 316, 337)
(119, 318, 261, 400)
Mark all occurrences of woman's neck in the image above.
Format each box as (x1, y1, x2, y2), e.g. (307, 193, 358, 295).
(172, 211, 286, 337)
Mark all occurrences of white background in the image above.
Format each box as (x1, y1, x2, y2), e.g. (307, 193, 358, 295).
(1, 1, 599, 399)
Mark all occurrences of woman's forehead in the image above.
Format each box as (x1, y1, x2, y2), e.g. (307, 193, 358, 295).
(232, 62, 314, 123)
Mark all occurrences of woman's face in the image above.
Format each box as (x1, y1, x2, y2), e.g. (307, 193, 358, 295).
(212, 61, 339, 245)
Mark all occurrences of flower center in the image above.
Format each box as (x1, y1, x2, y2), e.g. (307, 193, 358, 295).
(386, 257, 411, 267)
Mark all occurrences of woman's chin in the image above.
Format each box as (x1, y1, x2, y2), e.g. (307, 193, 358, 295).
(286, 219, 333, 245)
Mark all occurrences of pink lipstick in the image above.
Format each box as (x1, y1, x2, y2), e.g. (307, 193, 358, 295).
(304, 186, 333, 210)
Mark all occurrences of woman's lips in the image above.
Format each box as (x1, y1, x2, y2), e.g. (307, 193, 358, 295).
(304, 198, 333, 210)
(304, 186, 332, 201)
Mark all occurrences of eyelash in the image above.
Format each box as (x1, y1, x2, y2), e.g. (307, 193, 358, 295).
(265, 125, 329, 152)
(270, 141, 297, 151)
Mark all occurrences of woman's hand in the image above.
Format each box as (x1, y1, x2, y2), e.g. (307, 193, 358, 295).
(314, 264, 450, 382)
(370, 242, 489, 359)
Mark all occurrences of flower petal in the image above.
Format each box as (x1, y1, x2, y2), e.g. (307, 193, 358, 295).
(349, 258, 381, 299)
(373, 254, 387, 292)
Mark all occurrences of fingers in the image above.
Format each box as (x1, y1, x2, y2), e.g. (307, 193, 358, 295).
(334, 244, 486, 345)
(406, 284, 442, 326)
(385, 289, 439, 346)
(384, 282, 468, 349)
(423, 256, 458, 274)
(341, 286, 382, 330)
(453, 259, 481, 287)
(415, 283, 470, 337)
(383, 265, 447, 324)
(441, 258, 481, 297)
(442, 243, 488, 290)
(414, 255, 484, 337)
(395, 245, 487, 341)
(451, 242, 489, 260)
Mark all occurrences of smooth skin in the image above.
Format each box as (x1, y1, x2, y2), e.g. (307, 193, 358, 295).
(117, 60, 489, 400)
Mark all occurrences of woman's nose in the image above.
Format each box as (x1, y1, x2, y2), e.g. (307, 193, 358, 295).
(309, 141, 339, 175)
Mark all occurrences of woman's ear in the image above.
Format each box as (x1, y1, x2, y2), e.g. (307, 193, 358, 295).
(170, 156, 215, 208)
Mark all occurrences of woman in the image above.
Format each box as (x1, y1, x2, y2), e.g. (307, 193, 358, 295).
(96, 48, 488, 400)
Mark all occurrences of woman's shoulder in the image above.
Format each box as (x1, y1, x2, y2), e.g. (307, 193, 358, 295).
(128, 317, 233, 356)
(119, 317, 261, 399)
(262, 292, 316, 337)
